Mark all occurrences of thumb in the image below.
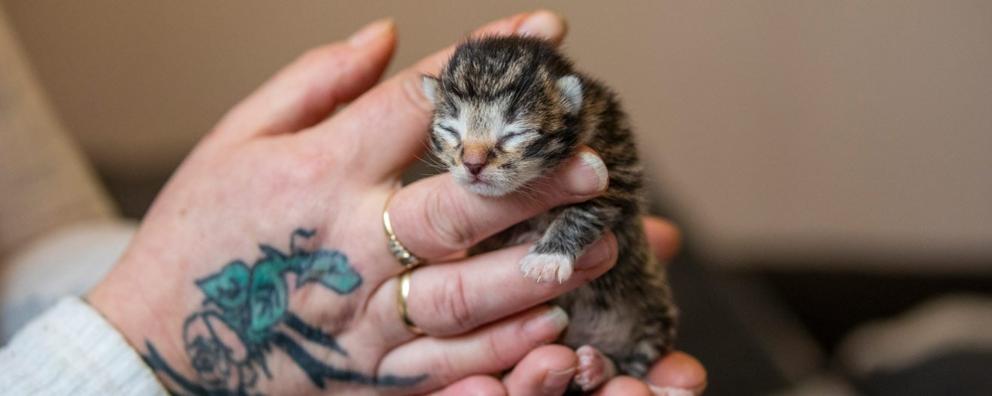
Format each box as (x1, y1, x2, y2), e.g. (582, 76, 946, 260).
(646, 351, 707, 395)
(212, 18, 396, 142)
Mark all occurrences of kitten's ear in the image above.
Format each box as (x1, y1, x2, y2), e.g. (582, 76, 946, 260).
(556, 75, 583, 115)
(421, 75, 440, 105)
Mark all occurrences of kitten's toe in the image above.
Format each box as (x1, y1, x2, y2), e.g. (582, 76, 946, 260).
(574, 345, 616, 391)
(519, 252, 574, 283)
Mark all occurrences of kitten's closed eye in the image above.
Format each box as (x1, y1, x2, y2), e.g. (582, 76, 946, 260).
(497, 130, 532, 149)
(436, 124, 461, 145)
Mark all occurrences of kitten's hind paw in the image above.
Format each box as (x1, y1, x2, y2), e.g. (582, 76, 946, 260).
(574, 345, 616, 391)
(519, 252, 574, 283)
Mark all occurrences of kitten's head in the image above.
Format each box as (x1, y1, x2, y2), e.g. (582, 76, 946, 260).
(422, 37, 583, 197)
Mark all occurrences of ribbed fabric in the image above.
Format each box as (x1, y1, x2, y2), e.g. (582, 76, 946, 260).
(0, 297, 166, 395)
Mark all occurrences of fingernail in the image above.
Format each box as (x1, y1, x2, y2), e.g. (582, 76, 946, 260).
(574, 236, 614, 270)
(543, 366, 577, 393)
(517, 10, 566, 39)
(648, 385, 696, 396)
(525, 306, 570, 337)
(349, 18, 393, 47)
(564, 151, 609, 195)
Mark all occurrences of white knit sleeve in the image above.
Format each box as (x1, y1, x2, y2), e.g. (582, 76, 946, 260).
(0, 297, 167, 395)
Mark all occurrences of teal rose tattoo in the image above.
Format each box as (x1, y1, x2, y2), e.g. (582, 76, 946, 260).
(142, 229, 426, 395)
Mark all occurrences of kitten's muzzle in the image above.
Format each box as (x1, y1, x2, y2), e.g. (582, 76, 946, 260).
(464, 161, 485, 176)
(461, 144, 492, 176)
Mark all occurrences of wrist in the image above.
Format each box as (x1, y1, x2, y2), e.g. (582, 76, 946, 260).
(88, 250, 195, 390)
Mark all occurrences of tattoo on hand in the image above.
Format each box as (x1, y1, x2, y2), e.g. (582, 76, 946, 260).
(142, 228, 426, 395)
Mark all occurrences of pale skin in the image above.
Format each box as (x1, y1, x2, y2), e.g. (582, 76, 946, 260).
(88, 10, 706, 395)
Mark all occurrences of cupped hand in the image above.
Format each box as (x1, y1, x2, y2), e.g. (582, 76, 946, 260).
(87, 10, 705, 396)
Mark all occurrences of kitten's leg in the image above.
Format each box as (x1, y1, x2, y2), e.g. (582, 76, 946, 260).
(520, 202, 614, 283)
(574, 345, 617, 391)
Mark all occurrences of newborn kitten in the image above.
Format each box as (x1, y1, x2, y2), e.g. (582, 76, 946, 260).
(422, 36, 678, 392)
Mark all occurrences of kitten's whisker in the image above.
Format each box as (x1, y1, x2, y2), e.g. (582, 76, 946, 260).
(412, 152, 449, 173)
(513, 184, 545, 205)
(414, 136, 455, 173)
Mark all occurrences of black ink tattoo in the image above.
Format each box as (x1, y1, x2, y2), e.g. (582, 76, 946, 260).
(142, 228, 426, 395)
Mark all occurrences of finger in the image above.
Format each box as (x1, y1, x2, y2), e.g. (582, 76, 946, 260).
(595, 376, 653, 396)
(431, 376, 506, 396)
(365, 233, 615, 346)
(643, 217, 683, 261)
(211, 18, 396, 142)
(322, 10, 567, 180)
(645, 351, 707, 395)
(378, 305, 569, 395)
(502, 344, 578, 396)
(388, 148, 608, 259)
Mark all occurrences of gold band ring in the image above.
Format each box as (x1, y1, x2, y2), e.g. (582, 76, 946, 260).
(396, 269, 424, 335)
(383, 190, 424, 269)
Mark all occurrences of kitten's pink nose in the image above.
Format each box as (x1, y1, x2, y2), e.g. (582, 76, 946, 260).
(462, 144, 490, 176)
(464, 160, 486, 176)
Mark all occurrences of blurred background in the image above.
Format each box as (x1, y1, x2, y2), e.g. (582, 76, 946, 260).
(1, 1, 990, 394)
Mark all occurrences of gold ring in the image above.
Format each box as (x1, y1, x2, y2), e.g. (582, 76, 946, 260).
(383, 190, 424, 269)
(396, 269, 424, 335)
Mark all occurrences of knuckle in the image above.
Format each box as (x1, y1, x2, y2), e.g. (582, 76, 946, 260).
(484, 331, 517, 370)
(425, 351, 458, 386)
(283, 146, 333, 186)
(430, 272, 475, 333)
(422, 187, 477, 252)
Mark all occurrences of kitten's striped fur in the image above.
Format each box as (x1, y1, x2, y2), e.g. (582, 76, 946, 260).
(423, 36, 678, 389)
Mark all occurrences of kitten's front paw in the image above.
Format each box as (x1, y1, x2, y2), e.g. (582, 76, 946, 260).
(519, 252, 574, 283)
(574, 345, 616, 391)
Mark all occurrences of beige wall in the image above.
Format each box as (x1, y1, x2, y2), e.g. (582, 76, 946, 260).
(0, 6, 113, 256)
(4, 1, 990, 271)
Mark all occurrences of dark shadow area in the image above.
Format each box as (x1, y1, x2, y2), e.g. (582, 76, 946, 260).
(760, 269, 992, 354)
(667, 253, 790, 395)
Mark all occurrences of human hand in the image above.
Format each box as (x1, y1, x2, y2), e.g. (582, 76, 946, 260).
(88, 10, 589, 395)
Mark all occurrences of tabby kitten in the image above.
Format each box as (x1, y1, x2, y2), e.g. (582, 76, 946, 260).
(422, 36, 678, 391)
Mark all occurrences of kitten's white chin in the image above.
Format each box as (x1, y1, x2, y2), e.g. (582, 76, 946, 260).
(452, 168, 530, 197)
(453, 173, 514, 196)
(463, 180, 512, 197)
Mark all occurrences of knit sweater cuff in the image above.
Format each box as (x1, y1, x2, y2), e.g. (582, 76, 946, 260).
(0, 296, 167, 395)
